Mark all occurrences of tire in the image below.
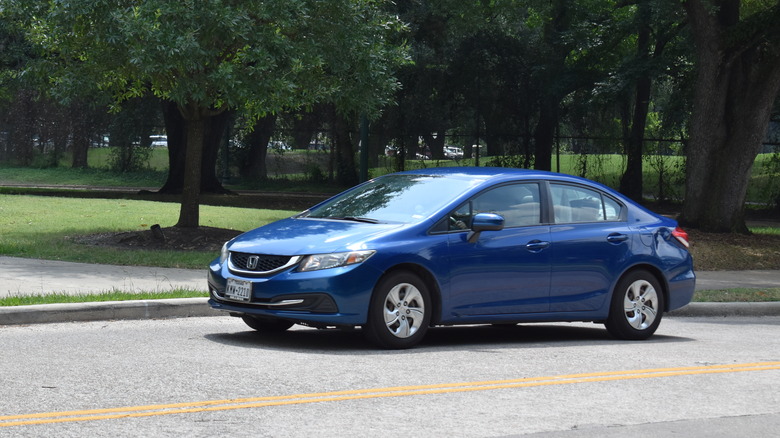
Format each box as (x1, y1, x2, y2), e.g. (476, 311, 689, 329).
(605, 270, 665, 340)
(364, 271, 432, 349)
(241, 315, 294, 332)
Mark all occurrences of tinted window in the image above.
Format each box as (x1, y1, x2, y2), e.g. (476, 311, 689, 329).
(449, 183, 541, 230)
(550, 184, 621, 223)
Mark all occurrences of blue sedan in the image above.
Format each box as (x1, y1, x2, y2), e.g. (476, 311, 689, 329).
(208, 167, 695, 348)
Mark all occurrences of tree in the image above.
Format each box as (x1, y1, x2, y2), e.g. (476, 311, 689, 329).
(680, 0, 780, 232)
(158, 100, 232, 194)
(617, 1, 688, 201)
(9, 0, 405, 227)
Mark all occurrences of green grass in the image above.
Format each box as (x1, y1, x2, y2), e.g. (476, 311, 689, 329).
(693, 288, 780, 302)
(85, 147, 170, 171)
(0, 289, 208, 306)
(0, 164, 166, 188)
(0, 194, 296, 268)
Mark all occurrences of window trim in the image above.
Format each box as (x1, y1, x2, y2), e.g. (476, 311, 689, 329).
(429, 180, 627, 234)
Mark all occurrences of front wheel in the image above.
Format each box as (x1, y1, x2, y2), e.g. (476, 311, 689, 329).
(605, 270, 665, 340)
(364, 271, 431, 349)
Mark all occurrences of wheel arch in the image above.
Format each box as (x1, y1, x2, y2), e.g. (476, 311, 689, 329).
(379, 263, 442, 325)
(618, 263, 670, 312)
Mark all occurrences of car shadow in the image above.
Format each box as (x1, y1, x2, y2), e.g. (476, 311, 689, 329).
(204, 323, 693, 354)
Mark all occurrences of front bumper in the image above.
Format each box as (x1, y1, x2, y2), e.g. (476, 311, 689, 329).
(207, 258, 382, 326)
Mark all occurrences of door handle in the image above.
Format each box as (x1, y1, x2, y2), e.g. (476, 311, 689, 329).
(607, 233, 629, 244)
(526, 240, 551, 252)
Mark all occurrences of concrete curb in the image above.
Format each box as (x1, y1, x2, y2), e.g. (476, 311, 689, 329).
(0, 298, 217, 325)
(1, 299, 778, 326)
(669, 302, 780, 318)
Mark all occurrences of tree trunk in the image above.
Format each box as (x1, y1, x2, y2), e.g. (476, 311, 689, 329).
(619, 5, 653, 202)
(70, 106, 90, 169)
(532, 0, 570, 172)
(159, 100, 229, 194)
(160, 100, 185, 192)
(175, 104, 210, 228)
(238, 113, 276, 181)
(332, 110, 358, 187)
(680, 0, 780, 233)
(422, 130, 446, 160)
(291, 108, 321, 149)
(533, 100, 557, 171)
(619, 75, 650, 202)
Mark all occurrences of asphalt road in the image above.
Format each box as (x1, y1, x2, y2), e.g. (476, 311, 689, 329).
(1, 316, 779, 437)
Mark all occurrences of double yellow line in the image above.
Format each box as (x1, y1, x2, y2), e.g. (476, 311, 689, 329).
(3, 361, 780, 428)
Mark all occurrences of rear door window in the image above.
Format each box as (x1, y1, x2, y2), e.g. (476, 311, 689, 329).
(550, 184, 622, 223)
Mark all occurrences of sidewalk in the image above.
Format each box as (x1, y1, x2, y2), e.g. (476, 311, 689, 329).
(1, 256, 779, 325)
(0, 256, 206, 298)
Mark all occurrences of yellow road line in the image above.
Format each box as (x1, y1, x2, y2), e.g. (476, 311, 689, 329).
(3, 361, 779, 428)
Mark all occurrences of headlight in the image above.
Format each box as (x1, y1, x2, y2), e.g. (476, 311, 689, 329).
(219, 242, 230, 264)
(298, 250, 376, 272)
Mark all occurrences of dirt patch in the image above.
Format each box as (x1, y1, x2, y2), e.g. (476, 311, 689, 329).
(688, 229, 780, 271)
(76, 226, 242, 252)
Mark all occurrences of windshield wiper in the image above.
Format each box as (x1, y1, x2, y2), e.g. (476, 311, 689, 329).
(331, 216, 380, 224)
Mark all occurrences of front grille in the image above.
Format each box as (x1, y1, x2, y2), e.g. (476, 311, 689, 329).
(229, 252, 296, 274)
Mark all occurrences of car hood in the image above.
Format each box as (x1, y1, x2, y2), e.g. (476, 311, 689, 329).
(227, 217, 405, 255)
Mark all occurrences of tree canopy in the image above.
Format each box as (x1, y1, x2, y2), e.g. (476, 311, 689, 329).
(5, 0, 407, 226)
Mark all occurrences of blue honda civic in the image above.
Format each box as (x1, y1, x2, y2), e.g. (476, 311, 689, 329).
(208, 167, 695, 348)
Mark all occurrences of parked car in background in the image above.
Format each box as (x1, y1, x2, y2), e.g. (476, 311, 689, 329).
(268, 141, 291, 151)
(208, 167, 695, 349)
(149, 135, 167, 147)
(444, 146, 464, 159)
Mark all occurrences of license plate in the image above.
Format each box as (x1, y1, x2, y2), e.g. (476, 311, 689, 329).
(225, 278, 252, 302)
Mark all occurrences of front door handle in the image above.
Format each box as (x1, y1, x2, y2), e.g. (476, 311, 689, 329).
(526, 240, 551, 252)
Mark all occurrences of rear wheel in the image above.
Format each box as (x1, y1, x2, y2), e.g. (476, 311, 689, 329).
(364, 271, 431, 349)
(605, 270, 664, 340)
(241, 315, 294, 332)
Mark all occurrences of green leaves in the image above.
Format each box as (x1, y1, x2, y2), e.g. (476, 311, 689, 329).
(7, 0, 407, 117)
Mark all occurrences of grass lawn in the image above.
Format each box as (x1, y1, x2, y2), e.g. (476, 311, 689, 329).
(0, 164, 166, 188)
(693, 288, 780, 302)
(0, 289, 208, 306)
(0, 194, 296, 269)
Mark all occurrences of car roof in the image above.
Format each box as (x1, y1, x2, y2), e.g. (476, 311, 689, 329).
(393, 167, 630, 204)
(395, 166, 598, 186)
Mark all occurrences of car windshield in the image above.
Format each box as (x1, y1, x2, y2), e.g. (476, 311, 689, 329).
(303, 174, 482, 224)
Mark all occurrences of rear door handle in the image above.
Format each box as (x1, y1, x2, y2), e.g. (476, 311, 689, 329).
(607, 233, 629, 244)
(526, 240, 551, 252)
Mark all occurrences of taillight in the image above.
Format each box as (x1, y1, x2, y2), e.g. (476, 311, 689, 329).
(672, 226, 690, 248)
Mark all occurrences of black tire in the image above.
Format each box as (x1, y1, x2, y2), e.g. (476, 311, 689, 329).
(605, 270, 665, 340)
(364, 271, 432, 349)
(241, 315, 294, 332)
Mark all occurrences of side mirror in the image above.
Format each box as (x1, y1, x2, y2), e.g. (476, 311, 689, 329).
(468, 213, 504, 243)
